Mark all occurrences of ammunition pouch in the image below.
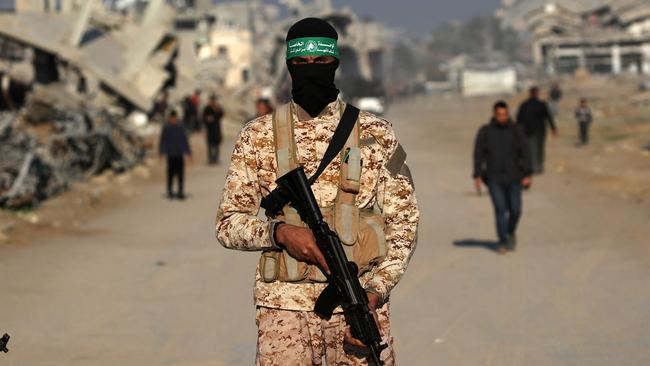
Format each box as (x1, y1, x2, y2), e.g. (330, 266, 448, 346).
(259, 207, 387, 283)
(259, 102, 387, 283)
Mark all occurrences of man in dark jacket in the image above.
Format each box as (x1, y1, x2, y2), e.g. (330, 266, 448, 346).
(159, 110, 192, 199)
(202, 94, 224, 164)
(474, 101, 533, 253)
(516, 86, 557, 174)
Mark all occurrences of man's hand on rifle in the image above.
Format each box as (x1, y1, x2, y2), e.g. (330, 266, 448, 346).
(344, 292, 381, 348)
(275, 223, 331, 274)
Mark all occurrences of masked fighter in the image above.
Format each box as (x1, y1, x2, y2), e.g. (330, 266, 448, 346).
(216, 17, 419, 365)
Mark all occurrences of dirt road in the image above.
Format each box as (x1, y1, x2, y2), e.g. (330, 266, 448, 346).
(1, 96, 649, 365)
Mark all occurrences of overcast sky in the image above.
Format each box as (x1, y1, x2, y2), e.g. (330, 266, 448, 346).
(328, 0, 503, 32)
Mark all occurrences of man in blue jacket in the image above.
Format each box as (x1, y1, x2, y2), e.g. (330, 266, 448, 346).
(159, 110, 192, 199)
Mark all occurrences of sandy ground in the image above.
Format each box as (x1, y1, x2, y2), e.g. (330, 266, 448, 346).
(1, 95, 649, 366)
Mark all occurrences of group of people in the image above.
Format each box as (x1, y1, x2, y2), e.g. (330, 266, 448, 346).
(157, 91, 224, 200)
(473, 85, 595, 254)
(156, 89, 278, 200)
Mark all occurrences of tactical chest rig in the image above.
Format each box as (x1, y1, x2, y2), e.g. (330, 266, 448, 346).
(260, 101, 387, 283)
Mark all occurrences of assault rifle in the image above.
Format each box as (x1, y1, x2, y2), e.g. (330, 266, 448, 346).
(261, 166, 386, 365)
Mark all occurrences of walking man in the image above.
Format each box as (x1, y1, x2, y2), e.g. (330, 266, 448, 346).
(216, 17, 419, 365)
(159, 110, 192, 199)
(574, 98, 593, 146)
(202, 94, 224, 164)
(474, 101, 533, 254)
(516, 86, 557, 174)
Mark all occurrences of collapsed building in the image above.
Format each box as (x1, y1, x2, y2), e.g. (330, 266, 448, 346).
(0, 0, 178, 111)
(498, 0, 650, 75)
(0, 0, 390, 110)
(0, 0, 169, 208)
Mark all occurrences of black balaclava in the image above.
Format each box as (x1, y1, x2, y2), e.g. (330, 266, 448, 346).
(286, 18, 340, 118)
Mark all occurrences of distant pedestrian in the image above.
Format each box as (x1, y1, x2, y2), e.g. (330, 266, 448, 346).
(474, 101, 533, 254)
(574, 98, 593, 146)
(159, 110, 192, 200)
(183, 89, 202, 132)
(150, 90, 168, 122)
(255, 98, 274, 117)
(548, 82, 562, 117)
(182, 95, 194, 131)
(516, 86, 557, 174)
(190, 89, 201, 129)
(202, 94, 224, 164)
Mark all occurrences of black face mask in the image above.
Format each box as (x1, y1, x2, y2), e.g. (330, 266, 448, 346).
(287, 61, 339, 118)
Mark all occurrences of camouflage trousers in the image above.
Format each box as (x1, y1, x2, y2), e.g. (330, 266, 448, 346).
(255, 303, 395, 366)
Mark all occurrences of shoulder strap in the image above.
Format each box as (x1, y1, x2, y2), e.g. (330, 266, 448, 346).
(272, 103, 299, 176)
(308, 103, 360, 185)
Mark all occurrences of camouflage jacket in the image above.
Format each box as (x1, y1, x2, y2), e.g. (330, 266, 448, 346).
(216, 99, 419, 311)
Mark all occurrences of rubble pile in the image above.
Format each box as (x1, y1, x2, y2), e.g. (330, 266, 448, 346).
(0, 90, 145, 209)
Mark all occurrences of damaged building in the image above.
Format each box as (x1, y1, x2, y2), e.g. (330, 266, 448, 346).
(498, 0, 650, 75)
(0, 0, 391, 208)
(0, 0, 177, 111)
(0, 0, 174, 208)
(0, 0, 390, 110)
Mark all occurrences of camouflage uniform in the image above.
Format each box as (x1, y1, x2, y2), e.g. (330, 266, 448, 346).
(256, 304, 394, 366)
(216, 99, 419, 364)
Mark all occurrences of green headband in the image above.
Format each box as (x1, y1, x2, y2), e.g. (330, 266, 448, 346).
(286, 37, 339, 59)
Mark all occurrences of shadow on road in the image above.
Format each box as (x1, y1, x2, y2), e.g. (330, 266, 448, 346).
(453, 239, 500, 253)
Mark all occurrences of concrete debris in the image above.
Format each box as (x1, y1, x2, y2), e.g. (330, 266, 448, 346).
(0, 87, 145, 209)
